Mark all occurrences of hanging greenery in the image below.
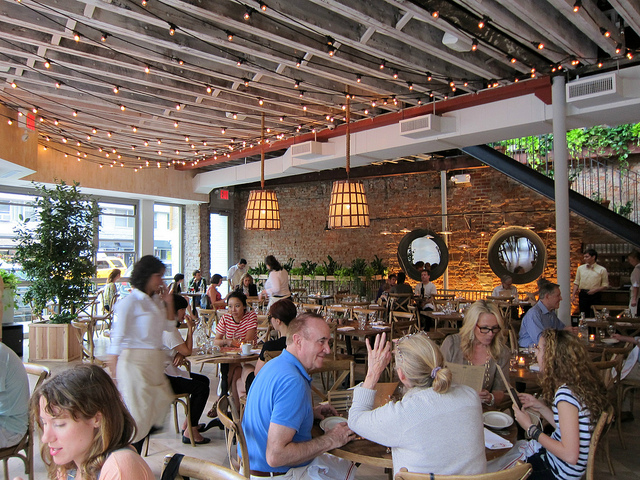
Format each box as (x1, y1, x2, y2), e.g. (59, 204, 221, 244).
(14, 181, 100, 318)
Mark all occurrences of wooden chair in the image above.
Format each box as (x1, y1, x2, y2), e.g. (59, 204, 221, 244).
(327, 389, 354, 412)
(325, 305, 351, 322)
(217, 395, 250, 478)
(395, 462, 532, 480)
(1, 363, 50, 480)
(590, 362, 618, 473)
(162, 454, 246, 480)
(290, 287, 307, 303)
(585, 406, 614, 480)
(388, 293, 412, 315)
(256, 314, 272, 344)
(300, 303, 323, 314)
(592, 304, 627, 318)
(71, 316, 102, 364)
(308, 358, 355, 403)
(170, 360, 196, 447)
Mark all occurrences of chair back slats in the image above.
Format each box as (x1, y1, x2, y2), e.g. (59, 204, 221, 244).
(394, 461, 532, 480)
(586, 406, 614, 480)
(217, 395, 250, 478)
(163, 454, 247, 480)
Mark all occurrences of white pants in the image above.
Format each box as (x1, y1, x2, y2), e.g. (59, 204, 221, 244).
(249, 454, 356, 480)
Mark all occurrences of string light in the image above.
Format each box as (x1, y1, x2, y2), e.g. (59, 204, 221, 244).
(243, 79, 250, 87)
(101, 32, 108, 42)
(600, 27, 611, 37)
(10, 82, 16, 88)
(206, 85, 212, 93)
(44, 59, 51, 68)
(294, 80, 300, 88)
(573, 1, 582, 13)
(392, 70, 399, 79)
(407, 81, 413, 90)
(132, 126, 137, 132)
(356, 74, 361, 83)
(55, 81, 62, 88)
(430, 10, 439, 19)
(169, 24, 176, 36)
(615, 43, 622, 54)
(243, 7, 253, 20)
(536, 42, 545, 50)
(259, 2, 267, 12)
(327, 45, 335, 56)
(379, 60, 386, 70)
(258, 98, 264, 105)
(471, 39, 478, 51)
(144, 65, 150, 73)
(426, 72, 432, 81)
(478, 16, 488, 29)
(226, 31, 234, 41)
(120, 105, 126, 111)
(113, 85, 120, 93)
(73, 31, 80, 42)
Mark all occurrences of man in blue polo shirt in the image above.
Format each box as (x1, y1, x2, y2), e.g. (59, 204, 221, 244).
(243, 313, 355, 480)
(519, 282, 568, 347)
(0, 343, 29, 449)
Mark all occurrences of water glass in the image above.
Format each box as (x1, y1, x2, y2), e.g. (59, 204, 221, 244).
(357, 313, 367, 329)
(607, 323, 616, 337)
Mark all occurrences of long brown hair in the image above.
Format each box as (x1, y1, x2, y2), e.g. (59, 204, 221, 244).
(32, 365, 137, 480)
(539, 329, 609, 425)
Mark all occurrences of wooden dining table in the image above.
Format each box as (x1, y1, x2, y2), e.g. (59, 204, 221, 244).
(424, 311, 464, 330)
(186, 347, 259, 366)
(336, 322, 390, 355)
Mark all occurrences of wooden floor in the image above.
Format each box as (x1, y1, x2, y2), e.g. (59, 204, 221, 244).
(5, 335, 640, 480)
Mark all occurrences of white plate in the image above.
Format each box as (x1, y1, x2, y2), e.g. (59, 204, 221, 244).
(319, 416, 347, 432)
(483, 411, 514, 429)
(601, 338, 619, 345)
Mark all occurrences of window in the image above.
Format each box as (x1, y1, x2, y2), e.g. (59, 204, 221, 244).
(154, 204, 182, 277)
(98, 203, 136, 272)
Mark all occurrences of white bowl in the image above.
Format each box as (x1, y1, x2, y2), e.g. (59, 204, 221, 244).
(319, 416, 347, 432)
(483, 411, 514, 429)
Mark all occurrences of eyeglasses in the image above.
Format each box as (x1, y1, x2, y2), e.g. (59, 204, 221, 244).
(476, 325, 501, 334)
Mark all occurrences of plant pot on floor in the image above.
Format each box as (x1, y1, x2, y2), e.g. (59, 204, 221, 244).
(29, 322, 81, 362)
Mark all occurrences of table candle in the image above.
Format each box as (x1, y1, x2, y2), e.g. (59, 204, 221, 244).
(589, 333, 595, 342)
(518, 357, 525, 366)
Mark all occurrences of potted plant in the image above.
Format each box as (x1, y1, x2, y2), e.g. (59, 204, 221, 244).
(0, 269, 19, 324)
(14, 180, 100, 361)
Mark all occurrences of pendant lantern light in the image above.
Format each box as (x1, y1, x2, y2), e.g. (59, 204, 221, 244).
(328, 91, 370, 229)
(244, 114, 281, 230)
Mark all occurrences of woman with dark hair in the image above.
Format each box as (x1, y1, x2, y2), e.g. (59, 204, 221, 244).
(169, 273, 185, 294)
(107, 255, 175, 453)
(21, 364, 153, 480)
(238, 298, 298, 398)
(512, 329, 609, 479)
(163, 294, 211, 445)
(214, 291, 257, 406)
(259, 255, 291, 308)
(206, 273, 226, 309)
(103, 268, 121, 312)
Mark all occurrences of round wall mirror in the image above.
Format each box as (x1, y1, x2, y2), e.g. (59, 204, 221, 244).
(397, 229, 449, 281)
(487, 226, 547, 284)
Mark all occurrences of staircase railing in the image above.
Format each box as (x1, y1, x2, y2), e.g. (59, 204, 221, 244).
(491, 135, 639, 225)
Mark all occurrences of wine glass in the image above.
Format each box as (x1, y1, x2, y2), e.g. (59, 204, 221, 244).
(607, 323, 616, 337)
(509, 352, 518, 372)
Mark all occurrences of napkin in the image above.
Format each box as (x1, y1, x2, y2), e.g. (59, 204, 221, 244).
(432, 312, 445, 315)
(371, 325, 388, 330)
(337, 326, 356, 332)
(529, 363, 540, 371)
(484, 428, 513, 449)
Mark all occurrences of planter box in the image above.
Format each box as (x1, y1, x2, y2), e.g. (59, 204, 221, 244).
(29, 322, 81, 362)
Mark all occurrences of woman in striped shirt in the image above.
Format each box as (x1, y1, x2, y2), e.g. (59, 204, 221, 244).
(513, 329, 609, 479)
(215, 291, 257, 406)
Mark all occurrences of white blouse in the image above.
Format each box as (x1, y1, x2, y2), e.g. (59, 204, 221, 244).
(108, 288, 175, 355)
(264, 269, 290, 297)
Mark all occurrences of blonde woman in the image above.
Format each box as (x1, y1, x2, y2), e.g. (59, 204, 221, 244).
(348, 332, 486, 476)
(441, 300, 510, 406)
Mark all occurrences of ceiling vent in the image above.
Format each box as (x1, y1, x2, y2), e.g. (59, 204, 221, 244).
(566, 72, 626, 107)
(399, 114, 455, 138)
(290, 141, 334, 159)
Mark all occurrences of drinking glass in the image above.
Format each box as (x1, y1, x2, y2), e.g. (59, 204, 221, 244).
(598, 329, 606, 341)
(607, 323, 616, 337)
(509, 352, 518, 372)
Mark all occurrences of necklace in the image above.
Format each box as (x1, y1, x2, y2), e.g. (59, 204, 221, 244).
(467, 344, 492, 390)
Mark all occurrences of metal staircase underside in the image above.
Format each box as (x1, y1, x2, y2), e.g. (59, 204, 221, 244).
(462, 145, 640, 250)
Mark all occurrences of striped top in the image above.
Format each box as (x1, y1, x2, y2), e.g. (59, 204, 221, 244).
(546, 385, 592, 480)
(216, 311, 257, 341)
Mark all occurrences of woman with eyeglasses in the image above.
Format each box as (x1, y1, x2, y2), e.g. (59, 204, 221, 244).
(441, 300, 510, 407)
(348, 332, 486, 476)
(511, 329, 608, 479)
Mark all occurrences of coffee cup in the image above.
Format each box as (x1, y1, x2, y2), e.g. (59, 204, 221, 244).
(241, 343, 252, 355)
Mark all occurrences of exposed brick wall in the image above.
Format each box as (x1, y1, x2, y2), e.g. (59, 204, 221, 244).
(230, 166, 633, 293)
(184, 204, 211, 279)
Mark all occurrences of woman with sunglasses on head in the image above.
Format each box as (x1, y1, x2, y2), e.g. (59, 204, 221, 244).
(19, 364, 153, 480)
(348, 332, 486, 476)
(441, 300, 510, 407)
(511, 329, 608, 480)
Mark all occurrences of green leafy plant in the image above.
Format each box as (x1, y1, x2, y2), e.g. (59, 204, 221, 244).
(0, 270, 20, 310)
(300, 260, 317, 276)
(370, 255, 386, 276)
(14, 181, 100, 318)
(313, 265, 328, 277)
(613, 200, 633, 218)
(289, 267, 304, 276)
(350, 258, 367, 276)
(248, 262, 269, 276)
(283, 257, 295, 272)
(323, 255, 341, 275)
(48, 312, 77, 324)
(335, 267, 353, 285)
